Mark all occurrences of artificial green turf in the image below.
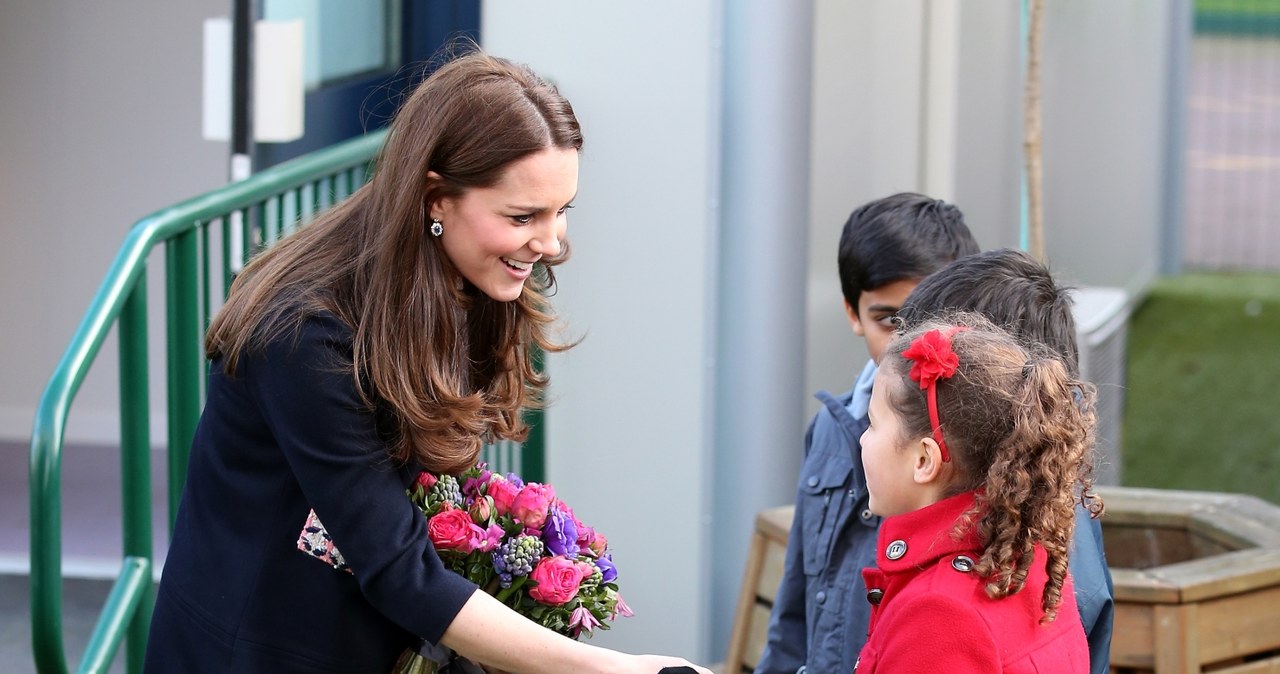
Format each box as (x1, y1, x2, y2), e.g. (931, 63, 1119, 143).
(1197, 0, 1280, 15)
(1122, 272, 1280, 504)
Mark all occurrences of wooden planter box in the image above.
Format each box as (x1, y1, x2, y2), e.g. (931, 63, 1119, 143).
(1100, 486, 1280, 673)
(725, 487, 1280, 674)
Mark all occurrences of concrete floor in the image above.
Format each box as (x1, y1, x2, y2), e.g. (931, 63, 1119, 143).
(1, 574, 124, 674)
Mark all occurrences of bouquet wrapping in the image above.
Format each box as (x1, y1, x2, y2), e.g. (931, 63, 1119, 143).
(298, 463, 631, 673)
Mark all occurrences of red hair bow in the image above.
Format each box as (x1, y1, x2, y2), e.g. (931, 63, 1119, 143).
(901, 327, 967, 462)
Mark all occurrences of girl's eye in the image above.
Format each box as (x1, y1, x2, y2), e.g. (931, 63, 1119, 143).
(557, 204, 575, 217)
(511, 214, 533, 225)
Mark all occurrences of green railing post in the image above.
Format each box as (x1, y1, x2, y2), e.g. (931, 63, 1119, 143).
(77, 557, 150, 674)
(118, 280, 152, 673)
(164, 230, 201, 530)
(29, 419, 69, 674)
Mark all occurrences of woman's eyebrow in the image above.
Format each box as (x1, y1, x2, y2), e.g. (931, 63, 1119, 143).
(505, 193, 578, 213)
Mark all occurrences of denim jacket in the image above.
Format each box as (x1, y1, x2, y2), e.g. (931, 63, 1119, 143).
(756, 382, 876, 674)
(756, 362, 1116, 674)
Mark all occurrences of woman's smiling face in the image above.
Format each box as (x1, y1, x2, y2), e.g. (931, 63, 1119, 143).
(431, 147, 579, 302)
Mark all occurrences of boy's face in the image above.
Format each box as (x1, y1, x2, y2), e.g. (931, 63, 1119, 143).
(847, 278, 920, 363)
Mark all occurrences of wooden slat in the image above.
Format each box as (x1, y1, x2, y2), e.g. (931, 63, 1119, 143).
(1197, 584, 1280, 664)
(740, 603, 772, 670)
(1109, 602, 1155, 669)
(1210, 653, 1280, 673)
(1156, 548, 1280, 603)
(757, 505, 793, 543)
(1111, 568, 1183, 604)
(1153, 603, 1200, 673)
(757, 534, 787, 604)
(725, 532, 768, 674)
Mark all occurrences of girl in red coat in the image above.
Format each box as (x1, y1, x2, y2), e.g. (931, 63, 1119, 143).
(855, 313, 1102, 673)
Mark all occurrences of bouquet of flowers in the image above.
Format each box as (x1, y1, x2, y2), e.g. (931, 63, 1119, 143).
(298, 462, 631, 673)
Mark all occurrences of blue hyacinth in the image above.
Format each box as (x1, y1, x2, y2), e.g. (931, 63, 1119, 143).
(492, 534, 544, 588)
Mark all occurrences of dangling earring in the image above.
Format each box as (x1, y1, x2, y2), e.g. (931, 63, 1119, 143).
(430, 219, 443, 237)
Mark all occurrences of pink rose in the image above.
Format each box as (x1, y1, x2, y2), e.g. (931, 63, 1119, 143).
(510, 483, 556, 530)
(588, 531, 608, 557)
(528, 556, 592, 606)
(487, 476, 521, 516)
(427, 505, 476, 552)
(469, 495, 494, 525)
(416, 471, 438, 489)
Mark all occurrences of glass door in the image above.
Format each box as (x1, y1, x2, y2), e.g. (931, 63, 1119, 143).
(248, 0, 480, 169)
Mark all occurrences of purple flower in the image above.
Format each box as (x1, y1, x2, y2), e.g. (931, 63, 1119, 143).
(569, 605, 602, 638)
(471, 522, 504, 553)
(541, 505, 579, 557)
(505, 472, 525, 489)
(614, 594, 634, 618)
(461, 477, 484, 498)
(595, 553, 617, 583)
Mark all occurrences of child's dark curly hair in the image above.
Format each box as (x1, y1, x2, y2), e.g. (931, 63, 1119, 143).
(881, 312, 1103, 623)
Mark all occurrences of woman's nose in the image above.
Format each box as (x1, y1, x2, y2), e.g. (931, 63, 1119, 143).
(530, 221, 564, 257)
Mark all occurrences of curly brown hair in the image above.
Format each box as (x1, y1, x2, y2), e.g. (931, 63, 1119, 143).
(881, 312, 1103, 623)
(206, 49, 581, 474)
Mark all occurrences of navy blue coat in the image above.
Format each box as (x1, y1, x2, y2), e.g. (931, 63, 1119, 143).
(145, 313, 476, 673)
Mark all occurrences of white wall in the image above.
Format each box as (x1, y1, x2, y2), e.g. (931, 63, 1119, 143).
(0, 0, 229, 444)
(805, 0, 1170, 410)
(1040, 0, 1171, 295)
(805, 0, 931, 411)
(482, 0, 721, 661)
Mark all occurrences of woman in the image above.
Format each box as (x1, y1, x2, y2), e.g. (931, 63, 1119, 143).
(144, 50, 709, 674)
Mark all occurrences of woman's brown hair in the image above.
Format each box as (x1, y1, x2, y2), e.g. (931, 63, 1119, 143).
(882, 313, 1103, 623)
(205, 49, 582, 474)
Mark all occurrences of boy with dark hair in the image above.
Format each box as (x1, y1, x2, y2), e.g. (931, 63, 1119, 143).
(756, 193, 979, 674)
(896, 247, 1115, 674)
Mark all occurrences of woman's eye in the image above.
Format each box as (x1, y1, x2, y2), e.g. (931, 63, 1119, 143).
(511, 214, 533, 225)
(557, 204, 575, 217)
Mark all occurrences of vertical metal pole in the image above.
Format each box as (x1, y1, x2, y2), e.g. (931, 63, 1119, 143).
(230, 0, 255, 271)
(165, 232, 201, 532)
(118, 279, 153, 674)
(1161, 0, 1192, 276)
(522, 347, 546, 484)
(712, 0, 814, 659)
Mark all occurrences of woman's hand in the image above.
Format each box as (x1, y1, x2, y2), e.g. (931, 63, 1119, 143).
(444, 591, 715, 674)
(629, 656, 712, 674)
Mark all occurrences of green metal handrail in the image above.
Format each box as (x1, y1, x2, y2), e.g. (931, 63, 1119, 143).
(30, 129, 546, 673)
(29, 129, 384, 674)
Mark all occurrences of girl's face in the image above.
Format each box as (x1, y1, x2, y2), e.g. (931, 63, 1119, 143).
(861, 367, 928, 517)
(431, 147, 579, 302)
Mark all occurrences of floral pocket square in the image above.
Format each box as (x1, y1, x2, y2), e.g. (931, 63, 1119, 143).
(296, 509, 351, 573)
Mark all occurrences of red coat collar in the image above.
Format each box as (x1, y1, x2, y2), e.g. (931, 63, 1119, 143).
(874, 490, 983, 572)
